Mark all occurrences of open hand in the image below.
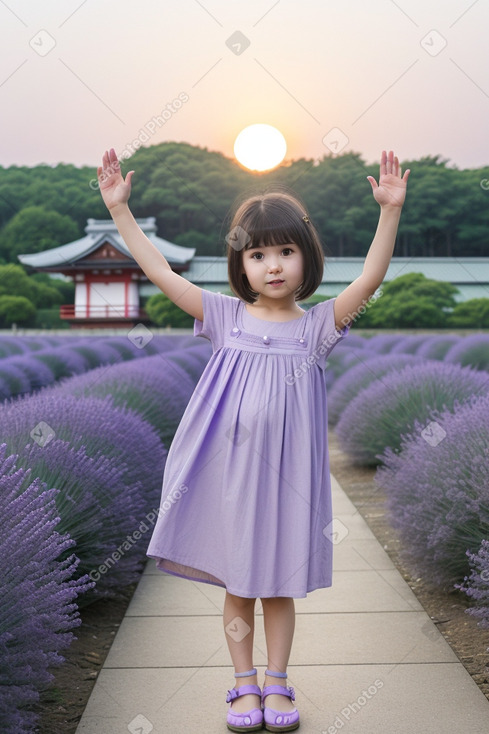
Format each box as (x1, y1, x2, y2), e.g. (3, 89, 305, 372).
(367, 150, 410, 208)
(97, 148, 134, 211)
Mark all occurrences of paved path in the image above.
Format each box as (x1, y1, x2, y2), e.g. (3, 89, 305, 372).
(76, 474, 489, 733)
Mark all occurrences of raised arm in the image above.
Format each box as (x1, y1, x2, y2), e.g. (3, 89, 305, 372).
(333, 150, 410, 331)
(98, 148, 203, 321)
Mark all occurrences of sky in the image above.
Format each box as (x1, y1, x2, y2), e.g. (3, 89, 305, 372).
(1, 0, 489, 170)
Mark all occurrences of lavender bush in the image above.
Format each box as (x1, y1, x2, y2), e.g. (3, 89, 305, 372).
(0, 334, 210, 727)
(358, 333, 407, 354)
(14, 439, 149, 602)
(0, 335, 192, 400)
(456, 540, 489, 628)
(0, 338, 26, 358)
(444, 334, 489, 372)
(1, 355, 55, 392)
(167, 343, 213, 382)
(0, 444, 92, 733)
(335, 361, 489, 466)
(324, 345, 370, 390)
(375, 393, 489, 587)
(389, 335, 431, 355)
(416, 335, 460, 361)
(31, 348, 90, 380)
(328, 353, 425, 426)
(69, 342, 123, 369)
(0, 363, 31, 399)
(333, 331, 366, 351)
(0, 391, 165, 495)
(59, 350, 207, 446)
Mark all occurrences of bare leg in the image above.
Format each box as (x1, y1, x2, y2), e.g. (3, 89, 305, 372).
(223, 591, 260, 714)
(261, 596, 296, 712)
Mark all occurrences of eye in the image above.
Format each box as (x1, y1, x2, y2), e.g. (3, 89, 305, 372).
(282, 247, 293, 255)
(251, 252, 263, 260)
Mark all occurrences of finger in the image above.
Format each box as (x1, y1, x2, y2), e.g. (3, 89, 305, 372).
(125, 170, 135, 186)
(394, 155, 399, 177)
(367, 175, 378, 190)
(102, 150, 109, 169)
(109, 148, 120, 169)
(380, 150, 387, 177)
(403, 169, 411, 182)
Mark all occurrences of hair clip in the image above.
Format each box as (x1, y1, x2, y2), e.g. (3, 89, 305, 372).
(302, 215, 310, 223)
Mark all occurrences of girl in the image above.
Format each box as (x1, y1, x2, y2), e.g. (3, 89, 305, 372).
(97, 148, 409, 732)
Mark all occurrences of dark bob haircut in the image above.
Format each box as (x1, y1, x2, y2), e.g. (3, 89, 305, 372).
(226, 189, 325, 303)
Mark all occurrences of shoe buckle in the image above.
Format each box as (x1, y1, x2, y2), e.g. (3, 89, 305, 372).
(226, 688, 238, 703)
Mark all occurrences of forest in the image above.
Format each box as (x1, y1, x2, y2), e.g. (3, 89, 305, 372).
(1, 141, 488, 263)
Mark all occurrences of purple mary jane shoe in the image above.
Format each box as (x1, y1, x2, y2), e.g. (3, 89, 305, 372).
(226, 684, 264, 732)
(261, 684, 300, 732)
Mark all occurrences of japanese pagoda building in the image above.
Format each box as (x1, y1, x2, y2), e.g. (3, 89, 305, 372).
(18, 218, 195, 328)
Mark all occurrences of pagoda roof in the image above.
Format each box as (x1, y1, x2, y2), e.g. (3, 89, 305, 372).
(18, 217, 195, 269)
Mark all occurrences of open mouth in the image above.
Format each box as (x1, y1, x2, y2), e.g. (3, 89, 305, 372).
(268, 279, 284, 285)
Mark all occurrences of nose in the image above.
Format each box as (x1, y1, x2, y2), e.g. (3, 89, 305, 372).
(266, 255, 281, 272)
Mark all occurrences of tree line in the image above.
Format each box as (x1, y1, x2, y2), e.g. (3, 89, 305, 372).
(0, 142, 488, 264)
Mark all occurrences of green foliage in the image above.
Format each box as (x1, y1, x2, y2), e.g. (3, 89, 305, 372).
(0, 206, 79, 261)
(34, 308, 69, 329)
(447, 298, 489, 328)
(31, 272, 75, 303)
(0, 264, 65, 308)
(0, 295, 36, 327)
(0, 143, 488, 261)
(354, 273, 459, 328)
(145, 291, 195, 327)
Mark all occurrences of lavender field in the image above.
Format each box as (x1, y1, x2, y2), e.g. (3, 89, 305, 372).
(1, 329, 489, 731)
(327, 331, 489, 630)
(0, 332, 212, 733)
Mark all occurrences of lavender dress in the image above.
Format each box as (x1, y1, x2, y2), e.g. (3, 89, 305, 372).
(146, 289, 350, 598)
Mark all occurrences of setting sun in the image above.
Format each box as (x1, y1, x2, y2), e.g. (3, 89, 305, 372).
(234, 124, 287, 172)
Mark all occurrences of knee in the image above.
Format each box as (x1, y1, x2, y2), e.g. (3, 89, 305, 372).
(226, 591, 256, 609)
(261, 596, 294, 607)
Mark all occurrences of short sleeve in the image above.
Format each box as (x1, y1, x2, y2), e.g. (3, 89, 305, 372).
(308, 296, 350, 370)
(193, 289, 238, 353)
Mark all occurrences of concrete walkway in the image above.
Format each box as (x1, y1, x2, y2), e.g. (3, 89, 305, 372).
(76, 474, 489, 733)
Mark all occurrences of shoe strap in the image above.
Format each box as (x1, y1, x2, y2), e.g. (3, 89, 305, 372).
(265, 669, 287, 678)
(261, 684, 295, 702)
(226, 684, 262, 703)
(235, 667, 257, 678)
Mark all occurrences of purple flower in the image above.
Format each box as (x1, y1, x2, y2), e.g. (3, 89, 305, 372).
(324, 344, 371, 391)
(0, 443, 92, 732)
(416, 335, 460, 361)
(335, 360, 489, 466)
(1, 355, 55, 393)
(14, 438, 149, 602)
(444, 334, 489, 372)
(0, 391, 165, 498)
(328, 353, 425, 426)
(389, 335, 431, 355)
(375, 392, 489, 587)
(58, 350, 209, 445)
(456, 540, 489, 628)
(359, 334, 407, 354)
(0, 363, 31, 401)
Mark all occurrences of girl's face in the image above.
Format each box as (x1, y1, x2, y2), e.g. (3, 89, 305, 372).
(241, 242, 304, 300)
